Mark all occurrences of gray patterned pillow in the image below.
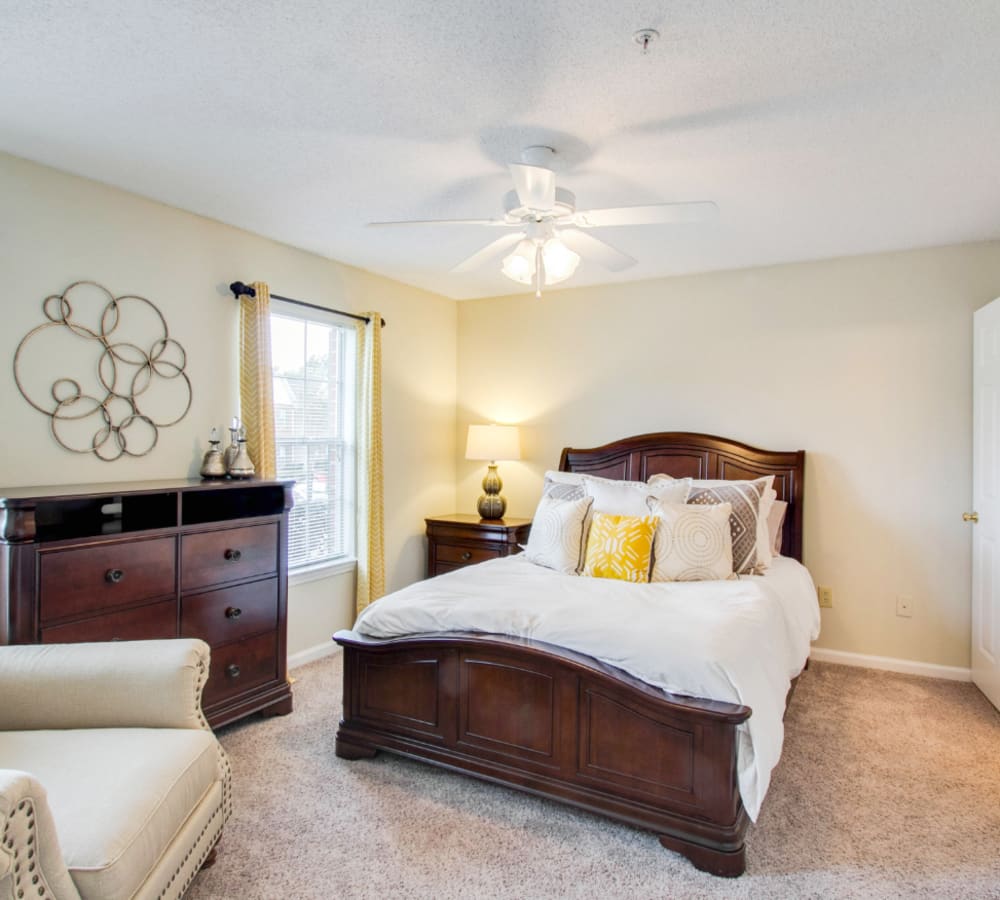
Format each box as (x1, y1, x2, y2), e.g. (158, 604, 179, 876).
(685, 478, 767, 575)
(523, 495, 593, 574)
(542, 474, 587, 501)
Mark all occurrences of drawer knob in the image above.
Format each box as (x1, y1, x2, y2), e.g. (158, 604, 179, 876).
(105, 568, 125, 584)
(225, 606, 243, 619)
(461, 551, 472, 561)
(226, 663, 241, 679)
(224, 548, 243, 562)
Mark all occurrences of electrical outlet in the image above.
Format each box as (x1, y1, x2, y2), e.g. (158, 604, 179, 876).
(817, 586, 833, 608)
(896, 595, 913, 618)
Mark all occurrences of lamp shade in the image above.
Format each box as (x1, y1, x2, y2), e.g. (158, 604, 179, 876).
(465, 424, 521, 461)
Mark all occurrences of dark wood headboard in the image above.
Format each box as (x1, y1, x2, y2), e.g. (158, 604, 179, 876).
(559, 432, 805, 562)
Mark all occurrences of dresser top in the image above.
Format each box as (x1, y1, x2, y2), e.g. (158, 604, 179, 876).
(0, 477, 294, 506)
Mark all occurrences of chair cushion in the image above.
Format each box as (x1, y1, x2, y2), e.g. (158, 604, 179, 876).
(0, 728, 218, 900)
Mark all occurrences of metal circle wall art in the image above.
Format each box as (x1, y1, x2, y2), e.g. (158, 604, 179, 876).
(14, 281, 192, 461)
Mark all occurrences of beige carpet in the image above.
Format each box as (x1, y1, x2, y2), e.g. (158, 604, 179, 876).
(188, 653, 1000, 899)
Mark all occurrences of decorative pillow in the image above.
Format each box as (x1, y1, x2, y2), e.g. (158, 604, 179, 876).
(767, 499, 788, 556)
(523, 495, 593, 574)
(650, 474, 772, 574)
(582, 513, 657, 583)
(584, 475, 691, 517)
(647, 500, 734, 582)
(542, 472, 587, 502)
(688, 480, 767, 575)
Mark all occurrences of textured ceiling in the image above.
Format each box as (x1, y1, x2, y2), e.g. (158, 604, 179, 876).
(3, 1, 999, 299)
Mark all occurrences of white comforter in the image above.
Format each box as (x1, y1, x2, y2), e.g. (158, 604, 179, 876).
(355, 555, 820, 820)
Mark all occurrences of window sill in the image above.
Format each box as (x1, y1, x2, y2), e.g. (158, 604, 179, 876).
(289, 557, 357, 587)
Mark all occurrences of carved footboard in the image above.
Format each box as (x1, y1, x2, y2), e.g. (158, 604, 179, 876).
(334, 630, 752, 876)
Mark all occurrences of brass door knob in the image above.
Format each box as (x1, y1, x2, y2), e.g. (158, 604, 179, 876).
(963, 511, 979, 523)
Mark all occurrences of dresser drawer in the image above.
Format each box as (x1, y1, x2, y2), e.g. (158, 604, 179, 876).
(40, 599, 176, 644)
(39, 537, 177, 624)
(202, 631, 279, 707)
(181, 577, 278, 647)
(181, 523, 278, 591)
(435, 543, 502, 566)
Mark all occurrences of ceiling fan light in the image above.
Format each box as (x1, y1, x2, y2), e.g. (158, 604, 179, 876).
(541, 238, 580, 284)
(501, 239, 536, 285)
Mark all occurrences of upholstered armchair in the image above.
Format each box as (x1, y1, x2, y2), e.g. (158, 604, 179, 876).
(0, 639, 231, 900)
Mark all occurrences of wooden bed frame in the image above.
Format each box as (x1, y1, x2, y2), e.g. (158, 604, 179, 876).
(334, 432, 806, 877)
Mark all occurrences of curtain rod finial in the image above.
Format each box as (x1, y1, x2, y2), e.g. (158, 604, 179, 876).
(229, 281, 257, 299)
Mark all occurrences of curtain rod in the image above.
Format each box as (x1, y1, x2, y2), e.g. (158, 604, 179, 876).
(229, 282, 386, 328)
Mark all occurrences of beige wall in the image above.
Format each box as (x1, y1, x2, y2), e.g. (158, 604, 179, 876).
(457, 244, 1000, 669)
(0, 153, 457, 655)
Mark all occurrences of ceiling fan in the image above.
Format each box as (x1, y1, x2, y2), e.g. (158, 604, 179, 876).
(369, 146, 718, 297)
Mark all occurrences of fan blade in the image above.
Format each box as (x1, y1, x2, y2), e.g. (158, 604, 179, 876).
(451, 232, 526, 273)
(368, 217, 511, 227)
(508, 163, 556, 211)
(558, 228, 637, 272)
(573, 201, 718, 228)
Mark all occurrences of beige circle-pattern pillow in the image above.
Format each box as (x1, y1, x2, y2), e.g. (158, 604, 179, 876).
(647, 500, 735, 582)
(523, 494, 593, 574)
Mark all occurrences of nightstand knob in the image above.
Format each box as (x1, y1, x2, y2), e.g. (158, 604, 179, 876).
(105, 568, 125, 584)
(225, 606, 243, 619)
(461, 551, 472, 561)
(224, 548, 242, 562)
(226, 664, 241, 679)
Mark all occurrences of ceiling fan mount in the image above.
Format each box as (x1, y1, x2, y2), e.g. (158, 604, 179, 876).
(369, 144, 718, 297)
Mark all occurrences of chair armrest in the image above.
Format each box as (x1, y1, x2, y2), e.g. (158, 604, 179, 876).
(0, 770, 82, 900)
(0, 639, 211, 731)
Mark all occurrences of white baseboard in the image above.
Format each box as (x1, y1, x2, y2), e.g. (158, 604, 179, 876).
(809, 646, 971, 682)
(288, 641, 341, 670)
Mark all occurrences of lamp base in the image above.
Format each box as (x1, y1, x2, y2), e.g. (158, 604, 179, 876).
(477, 463, 506, 520)
(477, 493, 507, 520)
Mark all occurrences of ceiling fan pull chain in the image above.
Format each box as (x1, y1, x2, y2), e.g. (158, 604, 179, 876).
(534, 244, 544, 299)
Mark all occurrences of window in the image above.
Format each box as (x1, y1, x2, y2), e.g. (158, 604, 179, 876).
(270, 299, 357, 570)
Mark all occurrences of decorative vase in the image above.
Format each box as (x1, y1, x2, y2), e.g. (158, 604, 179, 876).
(200, 428, 227, 479)
(228, 428, 255, 479)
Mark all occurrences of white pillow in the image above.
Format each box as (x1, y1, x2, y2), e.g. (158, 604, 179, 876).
(647, 500, 735, 582)
(767, 499, 789, 556)
(523, 495, 593, 574)
(584, 475, 691, 517)
(757, 486, 777, 569)
(650, 473, 774, 573)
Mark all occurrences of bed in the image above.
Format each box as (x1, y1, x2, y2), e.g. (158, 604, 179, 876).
(333, 432, 809, 877)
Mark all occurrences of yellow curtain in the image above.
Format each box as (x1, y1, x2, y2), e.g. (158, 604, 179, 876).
(238, 281, 276, 479)
(356, 312, 385, 615)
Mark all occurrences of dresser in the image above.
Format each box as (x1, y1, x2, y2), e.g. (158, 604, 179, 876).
(0, 478, 294, 727)
(425, 514, 532, 577)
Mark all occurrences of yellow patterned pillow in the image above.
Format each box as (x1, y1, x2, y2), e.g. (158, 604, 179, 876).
(582, 512, 657, 583)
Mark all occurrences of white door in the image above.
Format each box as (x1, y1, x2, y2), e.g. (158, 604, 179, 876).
(972, 299, 1000, 709)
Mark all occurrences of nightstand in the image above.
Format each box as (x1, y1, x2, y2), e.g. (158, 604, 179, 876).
(425, 514, 532, 578)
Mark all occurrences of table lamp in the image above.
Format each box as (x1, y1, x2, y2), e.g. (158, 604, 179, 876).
(465, 424, 521, 520)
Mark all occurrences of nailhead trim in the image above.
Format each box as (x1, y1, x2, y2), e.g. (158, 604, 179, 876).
(4, 797, 56, 900)
(155, 802, 223, 899)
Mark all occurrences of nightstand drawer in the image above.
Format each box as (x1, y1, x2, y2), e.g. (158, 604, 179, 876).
(39, 537, 177, 624)
(435, 543, 502, 566)
(181, 523, 278, 591)
(181, 577, 278, 646)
